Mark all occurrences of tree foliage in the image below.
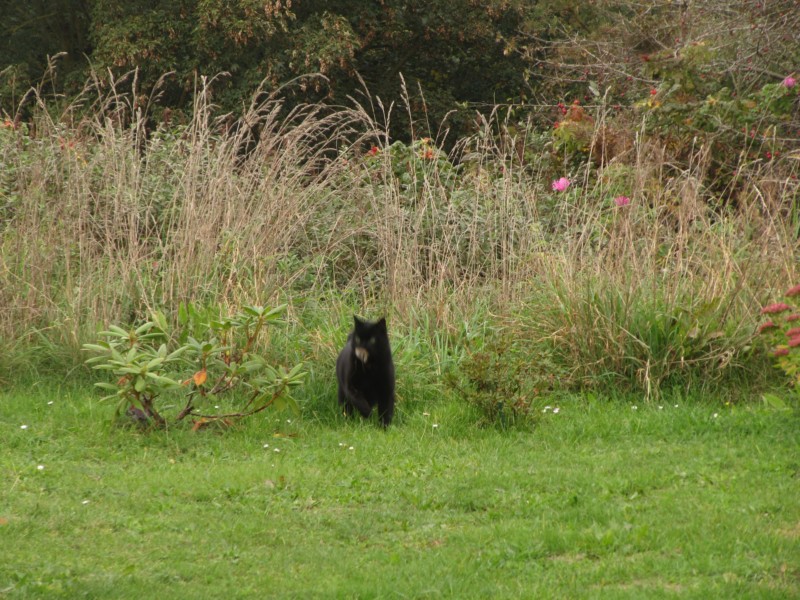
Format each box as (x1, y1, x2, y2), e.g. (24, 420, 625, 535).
(2, 0, 528, 139)
(1, 0, 797, 144)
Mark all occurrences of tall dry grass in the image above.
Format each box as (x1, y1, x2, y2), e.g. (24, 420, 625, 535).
(0, 75, 797, 390)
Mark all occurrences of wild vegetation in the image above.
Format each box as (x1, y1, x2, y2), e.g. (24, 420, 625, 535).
(1, 67, 798, 412)
(2, 3, 799, 596)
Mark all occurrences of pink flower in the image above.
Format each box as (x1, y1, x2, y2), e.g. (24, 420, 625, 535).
(773, 348, 790, 357)
(787, 314, 800, 322)
(758, 321, 776, 333)
(761, 302, 791, 314)
(789, 337, 800, 348)
(551, 177, 571, 192)
(786, 327, 800, 338)
(782, 76, 797, 89)
(614, 195, 631, 207)
(785, 283, 800, 297)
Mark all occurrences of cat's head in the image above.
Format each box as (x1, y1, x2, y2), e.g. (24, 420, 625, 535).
(352, 316, 389, 364)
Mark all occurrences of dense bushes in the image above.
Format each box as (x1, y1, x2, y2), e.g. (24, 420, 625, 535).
(4, 1, 798, 147)
(1, 75, 796, 414)
(2, 2, 799, 420)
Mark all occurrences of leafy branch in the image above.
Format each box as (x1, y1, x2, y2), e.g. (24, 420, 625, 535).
(83, 304, 306, 430)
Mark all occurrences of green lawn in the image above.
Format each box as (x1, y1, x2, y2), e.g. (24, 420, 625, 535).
(1, 383, 798, 598)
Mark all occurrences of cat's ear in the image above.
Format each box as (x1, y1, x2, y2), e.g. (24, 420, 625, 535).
(354, 315, 364, 327)
(377, 317, 387, 330)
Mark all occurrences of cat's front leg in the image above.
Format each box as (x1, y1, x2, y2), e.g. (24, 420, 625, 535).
(377, 398, 394, 428)
(346, 387, 373, 418)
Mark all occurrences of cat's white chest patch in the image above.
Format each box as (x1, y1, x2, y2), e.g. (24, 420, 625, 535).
(355, 347, 369, 363)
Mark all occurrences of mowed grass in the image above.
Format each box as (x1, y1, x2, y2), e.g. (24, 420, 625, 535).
(1, 382, 798, 599)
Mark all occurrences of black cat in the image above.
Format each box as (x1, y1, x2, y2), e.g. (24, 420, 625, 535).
(336, 316, 395, 428)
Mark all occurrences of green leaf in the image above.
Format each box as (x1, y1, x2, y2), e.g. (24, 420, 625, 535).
(85, 355, 111, 365)
(91, 364, 118, 371)
(99, 327, 129, 339)
(146, 357, 165, 370)
(287, 363, 306, 379)
(261, 365, 278, 382)
(178, 303, 189, 326)
(94, 382, 120, 392)
(272, 393, 300, 416)
(166, 346, 189, 361)
(762, 393, 790, 411)
(243, 305, 263, 317)
(145, 373, 181, 388)
(140, 332, 167, 341)
(82, 343, 110, 354)
(134, 377, 147, 393)
(240, 359, 265, 373)
(152, 310, 168, 332)
(189, 303, 201, 321)
(117, 366, 142, 375)
(114, 396, 130, 416)
(135, 321, 156, 336)
(264, 304, 288, 319)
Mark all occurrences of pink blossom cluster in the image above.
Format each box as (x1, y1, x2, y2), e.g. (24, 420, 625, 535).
(614, 196, 631, 207)
(759, 283, 800, 358)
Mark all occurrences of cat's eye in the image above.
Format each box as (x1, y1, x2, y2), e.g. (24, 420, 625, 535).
(354, 335, 361, 344)
(368, 336, 376, 345)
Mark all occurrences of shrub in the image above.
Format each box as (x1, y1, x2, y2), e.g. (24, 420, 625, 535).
(447, 327, 563, 429)
(758, 284, 800, 398)
(83, 304, 306, 429)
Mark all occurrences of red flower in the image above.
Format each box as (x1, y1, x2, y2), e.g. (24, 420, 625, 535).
(761, 302, 791, 314)
(789, 337, 800, 348)
(786, 327, 800, 337)
(757, 321, 777, 333)
(773, 348, 790, 357)
(786, 314, 800, 322)
(367, 146, 379, 156)
(785, 284, 800, 297)
(650, 89, 658, 96)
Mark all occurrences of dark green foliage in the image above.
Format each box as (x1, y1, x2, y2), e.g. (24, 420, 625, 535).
(2, 0, 528, 140)
(1, 1, 91, 107)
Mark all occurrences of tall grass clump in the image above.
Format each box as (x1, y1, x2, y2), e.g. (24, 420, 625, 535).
(1, 71, 797, 404)
(0, 74, 372, 365)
